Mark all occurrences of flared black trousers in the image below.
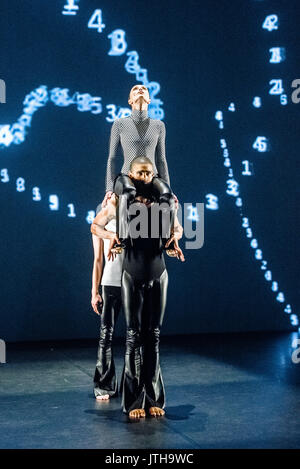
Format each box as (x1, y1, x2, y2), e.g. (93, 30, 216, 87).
(121, 268, 168, 413)
(93, 285, 122, 398)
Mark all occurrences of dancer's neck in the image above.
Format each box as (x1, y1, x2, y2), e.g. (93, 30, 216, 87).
(131, 108, 148, 122)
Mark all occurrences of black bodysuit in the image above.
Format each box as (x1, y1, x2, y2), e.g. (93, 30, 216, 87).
(123, 205, 166, 282)
(121, 203, 169, 414)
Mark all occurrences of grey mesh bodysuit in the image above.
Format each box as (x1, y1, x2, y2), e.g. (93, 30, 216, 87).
(105, 109, 170, 192)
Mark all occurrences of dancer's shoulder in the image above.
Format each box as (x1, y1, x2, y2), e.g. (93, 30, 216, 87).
(151, 119, 165, 130)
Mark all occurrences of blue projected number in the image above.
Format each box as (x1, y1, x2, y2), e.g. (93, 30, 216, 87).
(262, 14, 279, 32)
(253, 97, 262, 108)
(68, 204, 76, 218)
(88, 9, 106, 33)
(1, 3, 167, 225)
(108, 30, 127, 56)
(49, 195, 59, 211)
(213, 9, 299, 331)
(62, 0, 79, 16)
(187, 205, 200, 222)
(242, 161, 253, 176)
(252, 136, 268, 152)
(106, 104, 131, 123)
(205, 194, 219, 211)
(269, 79, 284, 95)
(32, 187, 41, 202)
(16, 178, 25, 192)
(86, 210, 95, 224)
(1, 169, 9, 183)
(269, 47, 286, 63)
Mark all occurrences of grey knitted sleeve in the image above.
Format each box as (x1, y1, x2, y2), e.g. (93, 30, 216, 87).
(105, 119, 121, 192)
(155, 121, 170, 186)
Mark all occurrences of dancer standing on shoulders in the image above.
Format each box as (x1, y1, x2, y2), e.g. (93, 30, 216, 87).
(101, 84, 178, 251)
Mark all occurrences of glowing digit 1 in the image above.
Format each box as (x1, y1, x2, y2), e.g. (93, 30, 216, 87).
(242, 160, 252, 176)
(67, 204, 76, 218)
(32, 187, 41, 201)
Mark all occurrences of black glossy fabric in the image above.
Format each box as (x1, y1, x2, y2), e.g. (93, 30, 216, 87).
(121, 268, 168, 413)
(93, 286, 122, 398)
(123, 204, 166, 282)
(113, 174, 176, 245)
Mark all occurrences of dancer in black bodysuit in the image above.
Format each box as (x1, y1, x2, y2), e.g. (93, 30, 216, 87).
(97, 156, 185, 419)
(101, 84, 177, 250)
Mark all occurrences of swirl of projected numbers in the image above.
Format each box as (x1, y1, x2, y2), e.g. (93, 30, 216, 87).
(0, 0, 166, 224)
(214, 9, 299, 336)
(0, 1, 298, 341)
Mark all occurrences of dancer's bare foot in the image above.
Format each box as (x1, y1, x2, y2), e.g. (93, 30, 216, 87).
(129, 408, 146, 419)
(149, 407, 165, 417)
(96, 394, 110, 401)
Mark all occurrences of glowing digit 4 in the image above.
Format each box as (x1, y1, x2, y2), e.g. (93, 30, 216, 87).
(88, 9, 105, 33)
(262, 15, 279, 32)
(269, 79, 284, 95)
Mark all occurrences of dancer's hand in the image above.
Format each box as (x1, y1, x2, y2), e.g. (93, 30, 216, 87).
(91, 293, 103, 315)
(165, 235, 185, 262)
(107, 234, 121, 261)
(101, 191, 113, 208)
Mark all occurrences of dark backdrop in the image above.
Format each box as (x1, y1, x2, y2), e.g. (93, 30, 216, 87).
(0, 0, 299, 341)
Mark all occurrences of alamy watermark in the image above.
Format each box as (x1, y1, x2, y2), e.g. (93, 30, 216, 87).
(0, 79, 6, 103)
(118, 201, 204, 249)
(291, 338, 300, 364)
(291, 79, 300, 104)
(0, 339, 6, 363)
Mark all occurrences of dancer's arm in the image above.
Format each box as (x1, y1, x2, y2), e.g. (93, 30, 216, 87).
(173, 213, 183, 240)
(91, 195, 121, 260)
(91, 235, 104, 315)
(104, 119, 121, 195)
(155, 121, 170, 186)
(91, 195, 118, 239)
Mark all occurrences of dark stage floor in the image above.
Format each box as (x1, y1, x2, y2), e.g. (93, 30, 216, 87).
(0, 332, 299, 449)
